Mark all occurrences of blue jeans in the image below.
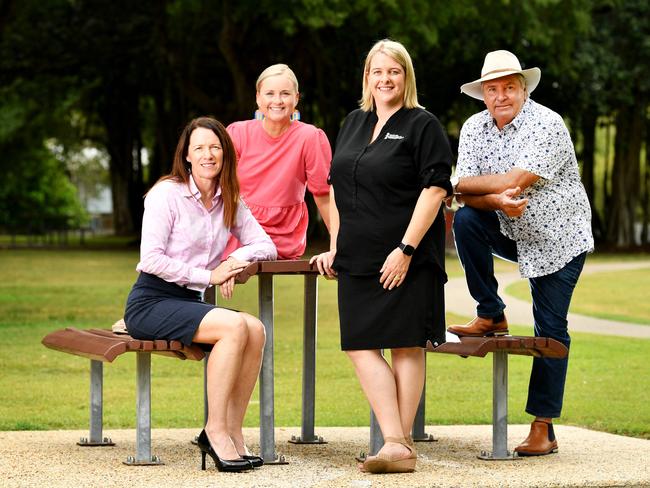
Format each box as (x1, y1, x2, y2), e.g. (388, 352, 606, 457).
(453, 206, 587, 418)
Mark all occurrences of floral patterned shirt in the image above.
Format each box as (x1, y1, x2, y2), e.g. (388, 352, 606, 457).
(456, 98, 594, 278)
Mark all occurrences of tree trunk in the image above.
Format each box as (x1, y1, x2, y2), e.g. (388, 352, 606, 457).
(606, 103, 644, 247)
(218, 2, 254, 120)
(101, 84, 142, 236)
(642, 114, 649, 245)
(579, 110, 604, 241)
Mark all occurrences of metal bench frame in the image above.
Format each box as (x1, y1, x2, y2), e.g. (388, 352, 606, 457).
(42, 328, 205, 465)
(42, 261, 568, 465)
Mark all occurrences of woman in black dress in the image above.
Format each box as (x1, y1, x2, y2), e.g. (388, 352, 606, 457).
(311, 39, 452, 473)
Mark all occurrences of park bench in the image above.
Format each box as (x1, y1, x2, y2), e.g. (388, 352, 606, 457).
(41, 327, 206, 465)
(41, 260, 568, 465)
(365, 335, 568, 461)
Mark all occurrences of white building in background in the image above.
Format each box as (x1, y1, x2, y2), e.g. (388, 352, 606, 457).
(82, 185, 113, 234)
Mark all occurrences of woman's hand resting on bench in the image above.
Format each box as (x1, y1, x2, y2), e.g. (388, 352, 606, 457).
(310, 250, 337, 279)
(211, 258, 250, 299)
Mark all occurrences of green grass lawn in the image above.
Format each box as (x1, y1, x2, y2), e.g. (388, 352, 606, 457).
(0, 249, 648, 439)
(506, 255, 650, 325)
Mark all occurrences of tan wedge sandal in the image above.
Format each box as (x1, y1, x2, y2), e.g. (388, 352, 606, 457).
(362, 436, 416, 474)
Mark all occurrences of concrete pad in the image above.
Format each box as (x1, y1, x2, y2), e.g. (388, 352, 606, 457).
(1, 426, 648, 487)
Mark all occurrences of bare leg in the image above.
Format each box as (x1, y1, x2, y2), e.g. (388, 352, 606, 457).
(346, 349, 411, 461)
(192, 308, 249, 460)
(226, 313, 266, 455)
(391, 347, 425, 437)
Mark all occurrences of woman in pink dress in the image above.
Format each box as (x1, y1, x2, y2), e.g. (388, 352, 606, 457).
(224, 64, 332, 259)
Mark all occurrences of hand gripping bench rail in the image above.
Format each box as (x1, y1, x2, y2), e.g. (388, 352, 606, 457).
(41, 327, 206, 465)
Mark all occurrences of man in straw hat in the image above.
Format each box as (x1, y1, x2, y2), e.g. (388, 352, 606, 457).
(448, 50, 593, 456)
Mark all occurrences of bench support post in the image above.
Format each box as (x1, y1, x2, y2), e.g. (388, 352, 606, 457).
(368, 409, 384, 457)
(77, 360, 114, 447)
(259, 275, 287, 464)
(412, 355, 436, 443)
(124, 352, 163, 465)
(478, 350, 516, 460)
(203, 351, 210, 424)
(289, 275, 326, 445)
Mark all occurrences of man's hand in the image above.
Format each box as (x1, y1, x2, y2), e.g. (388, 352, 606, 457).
(497, 187, 528, 217)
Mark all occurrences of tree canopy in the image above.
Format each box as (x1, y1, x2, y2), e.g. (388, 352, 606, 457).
(1, 0, 648, 248)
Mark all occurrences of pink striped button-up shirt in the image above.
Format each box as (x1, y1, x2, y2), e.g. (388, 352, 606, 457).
(137, 176, 277, 291)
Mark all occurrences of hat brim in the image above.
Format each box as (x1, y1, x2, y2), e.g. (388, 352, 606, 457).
(460, 67, 541, 100)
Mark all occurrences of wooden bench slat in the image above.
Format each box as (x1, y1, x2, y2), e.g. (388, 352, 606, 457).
(428, 335, 568, 359)
(236, 260, 318, 284)
(42, 328, 206, 362)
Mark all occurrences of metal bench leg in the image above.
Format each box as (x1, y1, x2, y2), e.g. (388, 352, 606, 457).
(259, 275, 287, 464)
(363, 350, 385, 459)
(412, 355, 436, 443)
(368, 409, 384, 457)
(124, 352, 163, 465)
(77, 360, 114, 447)
(289, 275, 326, 445)
(193, 286, 216, 446)
(203, 351, 210, 424)
(478, 350, 516, 460)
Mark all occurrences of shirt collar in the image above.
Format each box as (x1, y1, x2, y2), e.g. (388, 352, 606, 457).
(508, 97, 532, 130)
(183, 174, 222, 203)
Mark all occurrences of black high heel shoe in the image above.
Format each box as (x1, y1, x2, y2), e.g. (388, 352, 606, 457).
(197, 430, 253, 472)
(242, 454, 264, 468)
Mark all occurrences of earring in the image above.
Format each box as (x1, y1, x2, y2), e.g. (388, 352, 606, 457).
(252, 110, 301, 121)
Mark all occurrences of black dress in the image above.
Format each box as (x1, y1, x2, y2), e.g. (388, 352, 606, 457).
(330, 107, 453, 350)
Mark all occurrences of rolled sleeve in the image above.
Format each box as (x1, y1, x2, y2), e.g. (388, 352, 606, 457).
(456, 116, 485, 178)
(413, 115, 453, 196)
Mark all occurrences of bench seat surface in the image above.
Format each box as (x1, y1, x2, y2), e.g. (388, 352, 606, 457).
(42, 328, 206, 362)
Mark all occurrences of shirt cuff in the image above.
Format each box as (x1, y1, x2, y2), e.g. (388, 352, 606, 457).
(421, 173, 453, 196)
(190, 268, 212, 288)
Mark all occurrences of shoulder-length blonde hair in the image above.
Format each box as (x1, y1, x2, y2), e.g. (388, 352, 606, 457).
(256, 63, 299, 93)
(160, 117, 240, 229)
(359, 39, 422, 112)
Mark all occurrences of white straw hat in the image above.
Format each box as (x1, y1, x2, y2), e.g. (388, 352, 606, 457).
(460, 50, 541, 100)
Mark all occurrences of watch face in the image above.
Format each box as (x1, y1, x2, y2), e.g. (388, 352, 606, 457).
(399, 243, 415, 256)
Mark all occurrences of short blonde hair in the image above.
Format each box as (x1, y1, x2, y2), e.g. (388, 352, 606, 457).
(256, 64, 299, 93)
(360, 39, 422, 112)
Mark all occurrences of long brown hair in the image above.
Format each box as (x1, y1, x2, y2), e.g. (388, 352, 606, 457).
(160, 117, 240, 229)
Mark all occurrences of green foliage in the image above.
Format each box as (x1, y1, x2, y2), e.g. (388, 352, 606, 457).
(1, 0, 649, 244)
(0, 143, 88, 234)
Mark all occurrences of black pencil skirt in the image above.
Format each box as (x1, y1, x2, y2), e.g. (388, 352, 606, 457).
(124, 272, 215, 346)
(337, 265, 446, 351)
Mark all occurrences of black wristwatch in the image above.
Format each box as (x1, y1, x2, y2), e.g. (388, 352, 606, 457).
(399, 242, 415, 256)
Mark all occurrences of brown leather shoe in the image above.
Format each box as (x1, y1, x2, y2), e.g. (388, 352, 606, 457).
(447, 315, 509, 337)
(514, 420, 558, 456)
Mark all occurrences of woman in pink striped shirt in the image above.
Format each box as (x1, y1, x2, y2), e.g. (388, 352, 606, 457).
(124, 117, 276, 473)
